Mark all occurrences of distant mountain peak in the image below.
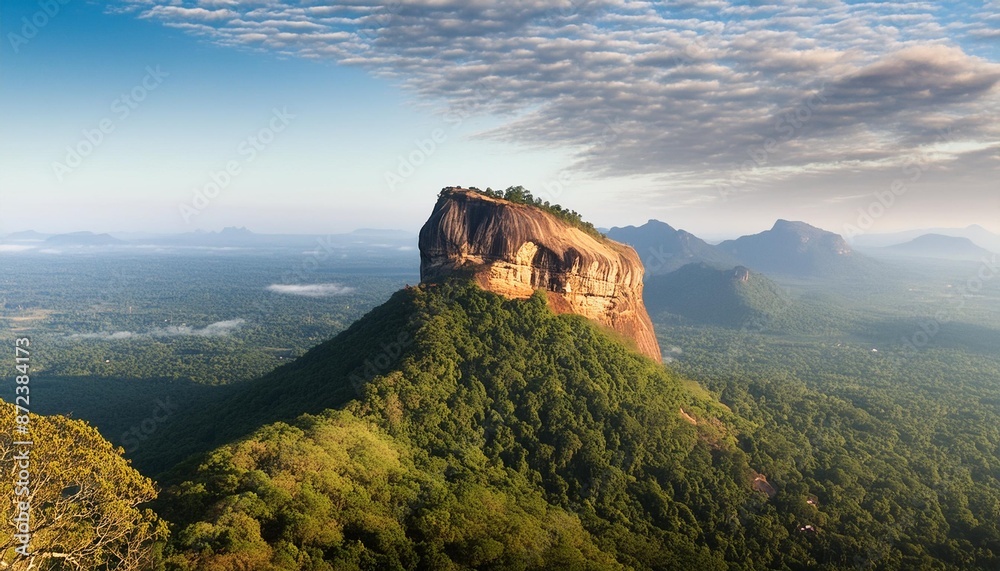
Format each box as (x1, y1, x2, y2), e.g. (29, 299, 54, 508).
(2, 230, 49, 241)
(219, 226, 254, 235)
(44, 232, 125, 246)
(884, 233, 993, 261)
(644, 219, 678, 231)
(606, 219, 738, 274)
(772, 218, 799, 228)
(771, 219, 827, 234)
(851, 225, 1000, 252)
(717, 221, 867, 276)
(914, 233, 971, 243)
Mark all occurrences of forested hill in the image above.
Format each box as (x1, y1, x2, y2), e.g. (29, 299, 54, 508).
(145, 280, 1000, 569)
(151, 281, 765, 569)
(644, 263, 789, 327)
(137, 279, 734, 480)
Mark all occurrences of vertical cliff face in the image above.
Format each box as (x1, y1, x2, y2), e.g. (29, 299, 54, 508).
(419, 188, 662, 362)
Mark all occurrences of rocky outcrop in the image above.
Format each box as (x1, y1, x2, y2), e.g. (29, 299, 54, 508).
(732, 266, 751, 283)
(419, 188, 662, 362)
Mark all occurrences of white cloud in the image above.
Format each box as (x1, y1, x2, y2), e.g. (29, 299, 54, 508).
(267, 283, 356, 297)
(118, 0, 1000, 190)
(141, 6, 237, 22)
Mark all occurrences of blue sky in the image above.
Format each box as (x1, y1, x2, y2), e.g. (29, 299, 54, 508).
(1, 0, 998, 239)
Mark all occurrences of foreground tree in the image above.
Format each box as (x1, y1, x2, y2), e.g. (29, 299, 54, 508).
(0, 401, 165, 570)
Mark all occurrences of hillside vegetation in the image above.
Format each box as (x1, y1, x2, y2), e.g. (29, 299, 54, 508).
(153, 282, 773, 570)
(644, 263, 789, 327)
(148, 280, 1000, 569)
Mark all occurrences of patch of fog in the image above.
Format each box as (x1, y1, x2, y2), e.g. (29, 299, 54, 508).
(153, 319, 246, 337)
(266, 283, 355, 297)
(662, 346, 683, 363)
(68, 319, 246, 341)
(68, 331, 137, 340)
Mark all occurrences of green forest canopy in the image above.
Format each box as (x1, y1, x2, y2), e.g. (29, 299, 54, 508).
(147, 281, 1000, 570)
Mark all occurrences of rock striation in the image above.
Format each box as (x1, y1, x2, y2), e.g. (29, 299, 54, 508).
(419, 188, 662, 362)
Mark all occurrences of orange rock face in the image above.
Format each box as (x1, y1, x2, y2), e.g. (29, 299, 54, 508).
(418, 188, 662, 362)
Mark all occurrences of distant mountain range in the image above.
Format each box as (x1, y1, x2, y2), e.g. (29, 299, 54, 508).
(611, 218, 874, 278)
(1, 227, 417, 252)
(852, 225, 1000, 253)
(606, 220, 739, 274)
(716, 219, 873, 276)
(4, 230, 49, 241)
(879, 234, 995, 261)
(8, 219, 989, 276)
(43, 232, 125, 246)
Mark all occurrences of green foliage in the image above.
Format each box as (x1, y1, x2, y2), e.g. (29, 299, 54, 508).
(11, 249, 1000, 569)
(644, 263, 790, 327)
(0, 402, 166, 570)
(154, 275, 1000, 569)
(157, 411, 619, 570)
(655, 307, 1000, 570)
(155, 281, 776, 570)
